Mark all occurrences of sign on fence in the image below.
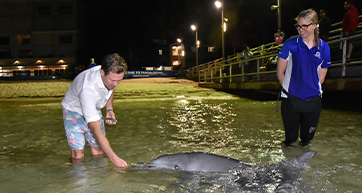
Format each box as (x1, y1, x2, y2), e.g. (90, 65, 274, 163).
(125, 70, 174, 79)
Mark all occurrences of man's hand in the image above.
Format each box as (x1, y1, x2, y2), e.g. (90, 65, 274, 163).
(106, 110, 117, 125)
(111, 156, 129, 168)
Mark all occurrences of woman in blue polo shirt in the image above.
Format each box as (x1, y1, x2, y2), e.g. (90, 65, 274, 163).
(277, 9, 331, 147)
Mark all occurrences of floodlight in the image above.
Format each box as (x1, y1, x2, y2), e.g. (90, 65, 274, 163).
(271, 5, 279, 11)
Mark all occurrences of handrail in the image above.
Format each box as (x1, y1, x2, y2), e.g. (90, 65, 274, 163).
(188, 33, 362, 83)
(332, 15, 362, 27)
(187, 15, 362, 83)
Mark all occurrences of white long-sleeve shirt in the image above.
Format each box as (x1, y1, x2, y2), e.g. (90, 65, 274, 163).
(61, 66, 113, 123)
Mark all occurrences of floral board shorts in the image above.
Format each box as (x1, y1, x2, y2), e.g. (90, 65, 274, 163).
(63, 108, 105, 150)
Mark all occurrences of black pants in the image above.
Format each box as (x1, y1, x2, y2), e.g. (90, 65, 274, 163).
(281, 98, 322, 144)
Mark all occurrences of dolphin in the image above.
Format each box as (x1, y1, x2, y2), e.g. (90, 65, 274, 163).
(134, 151, 317, 192)
(136, 152, 240, 172)
(135, 151, 316, 173)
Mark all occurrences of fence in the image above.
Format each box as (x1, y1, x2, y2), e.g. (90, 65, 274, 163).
(187, 16, 362, 83)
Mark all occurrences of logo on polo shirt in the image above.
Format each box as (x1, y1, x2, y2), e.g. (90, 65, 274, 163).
(314, 52, 321, 59)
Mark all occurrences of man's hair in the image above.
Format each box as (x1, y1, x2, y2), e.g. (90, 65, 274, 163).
(346, 0, 354, 5)
(101, 53, 128, 75)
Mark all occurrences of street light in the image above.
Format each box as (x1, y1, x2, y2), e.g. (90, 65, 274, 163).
(215, 0, 225, 59)
(271, 0, 281, 31)
(191, 24, 199, 81)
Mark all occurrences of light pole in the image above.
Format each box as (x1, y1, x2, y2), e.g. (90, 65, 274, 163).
(215, 0, 225, 59)
(271, 0, 281, 31)
(191, 24, 199, 81)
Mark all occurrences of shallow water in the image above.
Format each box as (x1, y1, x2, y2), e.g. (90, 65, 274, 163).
(0, 94, 361, 192)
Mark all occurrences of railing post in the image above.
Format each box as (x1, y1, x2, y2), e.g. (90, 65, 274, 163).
(342, 38, 347, 77)
(198, 68, 200, 82)
(262, 57, 264, 80)
(219, 66, 222, 83)
(340, 31, 343, 50)
(242, 62, 245, 82)
(211, 68, 213, 83)
(229, 63, 232, 82)
(257, 59, 260, 81)
(207, 66, 209, 82)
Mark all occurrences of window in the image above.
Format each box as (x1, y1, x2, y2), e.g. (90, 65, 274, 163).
(16, 35, 31, 45)
(59, 5, 72, 14)
(208, 47, 215, 53)
(0, 37, 10, 46)
(22, 38, 31, 45)
(38, 6, 51, 15)
(172, 46, 182, 56)
(59, 35, 72, 44)
(18, 50, 32, 58)
(191, 47, 196, 53)
(172, 60, 180, 66)
(0, 50, 11, 59)
(172, 46, 178, 56)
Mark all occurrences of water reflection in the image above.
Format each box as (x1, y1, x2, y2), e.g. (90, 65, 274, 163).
(165, 98, 288, 164)
(168, 99, 239, 153)
(0, 95, 361, 192)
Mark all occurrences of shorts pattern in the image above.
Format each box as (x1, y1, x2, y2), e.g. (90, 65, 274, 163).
(63, 108, 105, 150)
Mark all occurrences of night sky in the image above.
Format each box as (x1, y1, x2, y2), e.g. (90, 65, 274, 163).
(79, 0, 360, 69)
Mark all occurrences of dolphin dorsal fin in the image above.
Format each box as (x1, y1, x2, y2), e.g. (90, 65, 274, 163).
(295, 151, 317, 164)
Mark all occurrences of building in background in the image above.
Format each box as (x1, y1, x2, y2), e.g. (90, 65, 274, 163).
(0, 0, 78, 79)
(169, 38, 185, 73)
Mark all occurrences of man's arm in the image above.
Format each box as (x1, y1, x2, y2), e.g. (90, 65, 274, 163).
(277, 57, 288, 85)
(106, 92, 114, 111)
(88, 121, 128, 167)
(105, 92, 116, 125)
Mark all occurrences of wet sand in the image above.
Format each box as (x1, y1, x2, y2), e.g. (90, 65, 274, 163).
(0, 78, 229, 99)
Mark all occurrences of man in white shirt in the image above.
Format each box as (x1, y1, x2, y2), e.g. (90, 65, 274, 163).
(62, 53, 128, 167)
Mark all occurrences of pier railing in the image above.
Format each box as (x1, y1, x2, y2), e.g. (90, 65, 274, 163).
(187, 16, 362, 83)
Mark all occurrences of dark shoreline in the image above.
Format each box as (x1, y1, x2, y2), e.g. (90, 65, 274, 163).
(220, 89, 362, 113)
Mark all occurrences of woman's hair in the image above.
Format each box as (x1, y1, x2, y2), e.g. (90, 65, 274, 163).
(101, 53, 128, 75)
(295, 9, 320, 48)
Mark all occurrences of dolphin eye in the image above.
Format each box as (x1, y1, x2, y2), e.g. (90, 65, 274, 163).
(174, 165, 180, 170)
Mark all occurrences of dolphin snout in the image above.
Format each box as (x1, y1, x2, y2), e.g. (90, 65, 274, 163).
(132, 162, 158, 169)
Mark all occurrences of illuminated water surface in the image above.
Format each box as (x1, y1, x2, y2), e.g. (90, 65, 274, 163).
(0, 95, 361, 192)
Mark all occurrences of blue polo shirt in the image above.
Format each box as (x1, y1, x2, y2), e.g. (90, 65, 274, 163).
(278, 36, 331, 100)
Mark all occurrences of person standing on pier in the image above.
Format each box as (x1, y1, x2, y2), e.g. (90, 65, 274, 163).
(277, 9, 331, 147)
(318, 9, 332, 42)
(62, 53, 129, 167)
(342, 0, 360, 60)
(88, 58, 97, 68)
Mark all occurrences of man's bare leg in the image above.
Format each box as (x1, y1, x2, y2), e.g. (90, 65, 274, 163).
(71, 149, 85, 164)
(90, 146, 104, 156)
(347, 43, 353, 58)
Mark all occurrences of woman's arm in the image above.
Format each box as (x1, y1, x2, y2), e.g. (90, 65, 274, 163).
(318, 68, 328, 84)
(277, 57, 288, 85)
